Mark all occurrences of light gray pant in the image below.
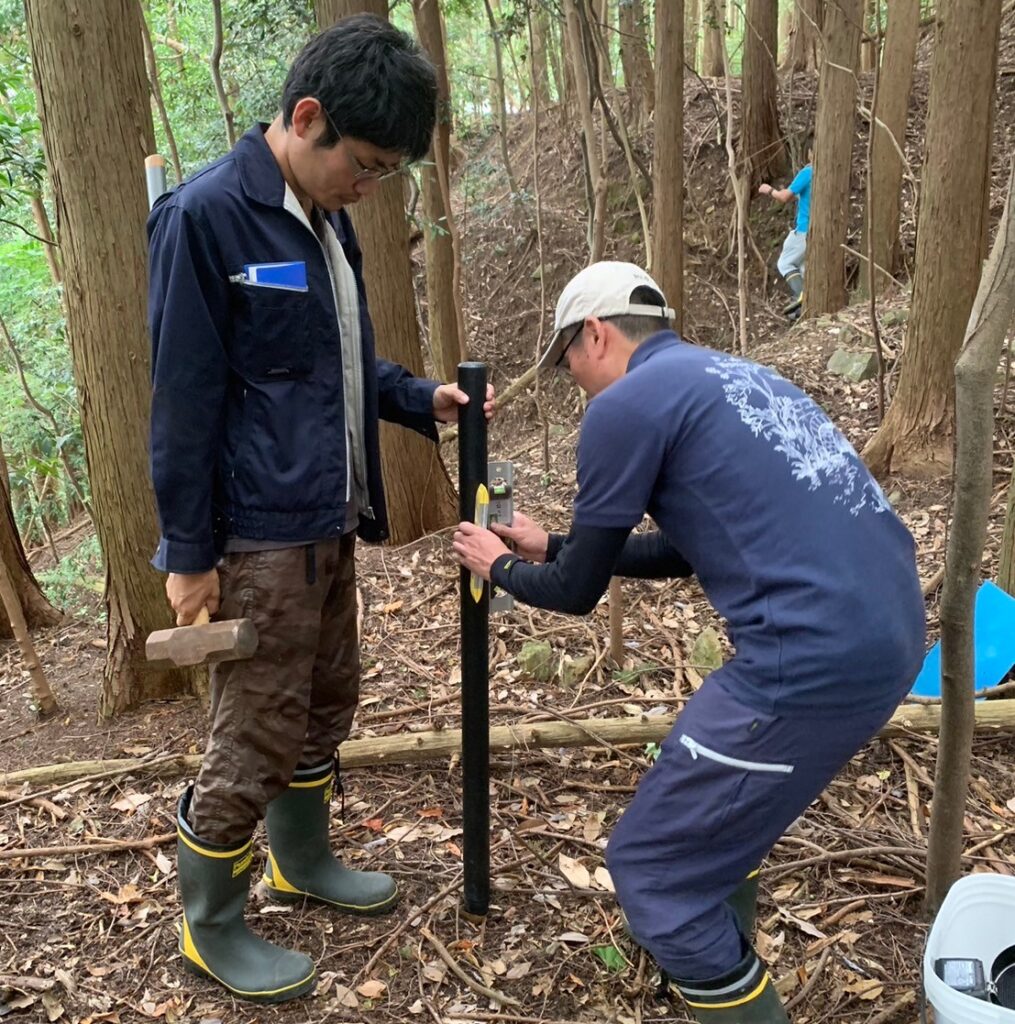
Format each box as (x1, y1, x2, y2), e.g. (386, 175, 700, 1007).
(777, 229, 807, 280)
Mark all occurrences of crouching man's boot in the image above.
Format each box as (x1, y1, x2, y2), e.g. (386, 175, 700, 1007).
(263, 759, 398, 915)
(726, 869, 760, 938)
(176, 788, 316, 1003)
(672, 946, 789, 1023)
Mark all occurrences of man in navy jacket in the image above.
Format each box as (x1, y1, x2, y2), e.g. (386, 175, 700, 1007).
(149, 15, 491, 1003)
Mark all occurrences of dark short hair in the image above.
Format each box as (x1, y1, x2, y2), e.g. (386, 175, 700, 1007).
(282, 14, 437, 162)
(603, 286, 672, 343)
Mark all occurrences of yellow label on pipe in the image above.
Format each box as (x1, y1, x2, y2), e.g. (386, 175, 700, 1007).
(471, 484, 489, 603)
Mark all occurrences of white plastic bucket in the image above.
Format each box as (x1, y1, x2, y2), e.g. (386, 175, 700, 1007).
(924, 874, 1015, 1024)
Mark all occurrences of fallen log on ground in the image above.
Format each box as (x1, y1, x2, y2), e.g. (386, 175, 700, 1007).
(3, 699, 1015, 792)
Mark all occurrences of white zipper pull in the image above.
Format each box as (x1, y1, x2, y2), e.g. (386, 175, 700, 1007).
(680, 735, 699, 760)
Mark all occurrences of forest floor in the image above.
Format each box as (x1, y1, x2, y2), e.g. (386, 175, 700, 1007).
(3, 49, 1015, 1024)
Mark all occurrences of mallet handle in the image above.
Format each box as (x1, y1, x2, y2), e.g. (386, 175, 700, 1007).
(145, 154, 168, 211)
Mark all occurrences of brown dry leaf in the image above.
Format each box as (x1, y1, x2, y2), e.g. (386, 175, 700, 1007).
(558, 853, 590, 888)
(0, 993, 37, 1013)
(778, 909, 826, 939)
(843, 977, 883, 1000)
(41, 989, 64, 1022)
(315, 971, 338, 996)
(516, 817, 548, 832)
(382, 601, 403, 615)
(793, 906, 823, 921)
(505, 961, 532, 980)
(138, 998, 179, 1019)
(99, 884, 144, 906)
(422, 963, 446, 983)
(772, 880, 803, 902)
(773, 969, 800, 998)
(855, 774, 883, 791)
(154, 851, 173, 875)
(110, 792, 152, 814)
(805, 929, 860, 956)
(356, 979, 387, 999)
(841, 910, 874, 926)
(532, 976, 553, 997)
(593, 866, 615, 892)
(331, 984, 359, 1009)
(52, 969, 75, 996)
(755, 928, 785, 962)
(583, 812, 605, 844)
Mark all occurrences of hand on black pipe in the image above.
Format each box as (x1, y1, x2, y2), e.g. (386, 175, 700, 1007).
(434, 382, 496, 423)
(453, 521, 510, 579)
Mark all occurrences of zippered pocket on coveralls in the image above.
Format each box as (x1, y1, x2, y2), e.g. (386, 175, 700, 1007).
(679, 734, 794, 774)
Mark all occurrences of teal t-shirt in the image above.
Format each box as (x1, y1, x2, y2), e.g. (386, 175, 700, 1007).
(789, 164, 812, 233)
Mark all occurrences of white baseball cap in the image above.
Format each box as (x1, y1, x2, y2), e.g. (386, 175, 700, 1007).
(538, 261, 675, 370)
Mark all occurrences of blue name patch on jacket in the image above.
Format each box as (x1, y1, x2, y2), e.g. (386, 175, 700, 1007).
(242, 261, 308, 290)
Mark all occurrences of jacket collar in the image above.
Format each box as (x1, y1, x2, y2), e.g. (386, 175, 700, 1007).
(627, 330, 683, 373)
(233, 123, 348, 244)
(234, 124, 286, 208)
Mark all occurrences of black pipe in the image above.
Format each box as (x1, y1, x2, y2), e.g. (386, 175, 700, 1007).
(458, 361, 489, 917)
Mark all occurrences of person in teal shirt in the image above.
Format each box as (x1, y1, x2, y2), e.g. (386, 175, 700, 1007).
(759, 134, 812, 320)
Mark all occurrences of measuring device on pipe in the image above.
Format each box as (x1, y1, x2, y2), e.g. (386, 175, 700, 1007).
(469, 463, 514, 611)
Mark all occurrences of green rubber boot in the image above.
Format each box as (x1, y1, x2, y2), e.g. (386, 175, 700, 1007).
(782, 272, 804, 317)
(673, 947, 789, 1023)
(726, 870, 760, 938)
(176, 788, 316, 1003)
(263, 759, 398, 915)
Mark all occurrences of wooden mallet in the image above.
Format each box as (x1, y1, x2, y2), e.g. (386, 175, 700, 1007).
(145, 607, 258, 670)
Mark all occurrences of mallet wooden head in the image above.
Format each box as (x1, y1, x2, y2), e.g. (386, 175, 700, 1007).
(145, 607, 258, 669)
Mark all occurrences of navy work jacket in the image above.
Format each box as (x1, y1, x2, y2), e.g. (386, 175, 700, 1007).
(148, 125, 439, 573)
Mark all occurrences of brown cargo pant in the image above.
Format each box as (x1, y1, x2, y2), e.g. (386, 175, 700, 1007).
(188, 535, 359, 845)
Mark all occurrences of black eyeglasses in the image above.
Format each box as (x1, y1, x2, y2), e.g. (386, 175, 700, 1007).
(555, 322, 584, 369)
(320, 105, 404, 182)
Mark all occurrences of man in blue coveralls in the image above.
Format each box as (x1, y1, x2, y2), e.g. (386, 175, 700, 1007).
(759, 134, 813, 320)
(453, 261, 925, 1022)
